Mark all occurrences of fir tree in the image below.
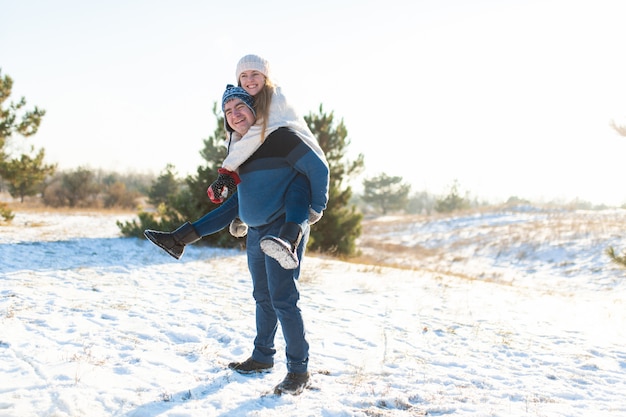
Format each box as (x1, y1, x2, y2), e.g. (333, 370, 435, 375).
(1, 146, 55, 202)
(0, 69, 49, 219)
(362, 173, 411, 215)
(305, 105, 364, 256)
(435, 180, 470, 213)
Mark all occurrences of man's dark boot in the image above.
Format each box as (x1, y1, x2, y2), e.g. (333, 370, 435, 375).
(259, 222, 303, 269)
(273, 372, 310, 395)
(228, 357, 273, 374)
(144, 222, 201, 260)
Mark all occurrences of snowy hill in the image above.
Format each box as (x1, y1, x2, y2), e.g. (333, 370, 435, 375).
(1, 208, 625, 416)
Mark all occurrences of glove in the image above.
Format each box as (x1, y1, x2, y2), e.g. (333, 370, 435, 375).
(309, 209, 323, 225)
(229, 217, 248, 238)
(207, 168, 241, 203)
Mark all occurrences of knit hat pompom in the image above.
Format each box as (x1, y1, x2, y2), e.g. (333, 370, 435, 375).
(222, 84, 256, 132)
(236, 54, 270, 81)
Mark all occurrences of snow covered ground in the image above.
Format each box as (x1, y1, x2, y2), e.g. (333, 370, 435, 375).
(1, 207, 625, 417)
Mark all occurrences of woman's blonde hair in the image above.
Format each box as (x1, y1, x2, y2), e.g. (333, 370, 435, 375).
(239, 76, 275, 142)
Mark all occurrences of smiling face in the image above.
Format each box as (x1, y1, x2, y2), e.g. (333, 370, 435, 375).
(238, 70, 266, 97)
(223, 98, 256, 136)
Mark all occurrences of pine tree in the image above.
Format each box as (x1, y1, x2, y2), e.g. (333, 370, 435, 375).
(434, 180, 470, 213)
(0, 69, 46, 163)
(0, 69, 48, 219)
(305, 105, 364, 256)
(362, 173, 411, 215)
(1, 146, 55, 202)
(147, 164, 181, 208)
(606, 246, 626, 269)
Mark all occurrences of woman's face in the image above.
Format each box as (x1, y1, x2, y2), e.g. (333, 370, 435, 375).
(239, 70, 266, 96)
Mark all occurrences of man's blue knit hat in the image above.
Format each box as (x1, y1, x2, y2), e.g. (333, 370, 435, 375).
(222, 84, 255, 132)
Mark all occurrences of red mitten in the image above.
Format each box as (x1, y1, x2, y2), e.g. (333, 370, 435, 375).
(207, 168, 241, 203)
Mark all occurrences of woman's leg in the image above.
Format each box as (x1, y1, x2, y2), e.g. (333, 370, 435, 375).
(191, 192, 240, 236)
(260, 175, 311, 269)
(284, 174, 311, 229)
(144, 192, 239, 259)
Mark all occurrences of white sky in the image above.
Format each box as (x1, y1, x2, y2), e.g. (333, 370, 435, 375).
(2, 0, 626, 205)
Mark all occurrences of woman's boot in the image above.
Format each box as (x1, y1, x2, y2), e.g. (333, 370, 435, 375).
(260, 222, 303, 269)
(144, 222, 201, 260)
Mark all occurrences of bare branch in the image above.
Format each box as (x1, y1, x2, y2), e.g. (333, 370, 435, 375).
(610, 120, 626, 137)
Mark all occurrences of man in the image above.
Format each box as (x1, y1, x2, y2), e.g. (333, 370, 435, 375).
(144, 85, 329, 395)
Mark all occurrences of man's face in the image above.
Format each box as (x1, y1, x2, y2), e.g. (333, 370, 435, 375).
(224, 98, 255, 136)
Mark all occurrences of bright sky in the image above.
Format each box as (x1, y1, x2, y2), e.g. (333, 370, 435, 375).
(2, 0, 626, 205)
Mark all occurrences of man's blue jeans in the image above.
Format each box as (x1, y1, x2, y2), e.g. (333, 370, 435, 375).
(246, 216, 310, 374)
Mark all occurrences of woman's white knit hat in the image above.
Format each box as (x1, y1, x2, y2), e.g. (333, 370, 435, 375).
(236, 54, 270, 80)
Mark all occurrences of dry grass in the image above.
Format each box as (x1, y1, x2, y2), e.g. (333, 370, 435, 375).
(350, 207, 626, 281)
(4, 197, 137, 216)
